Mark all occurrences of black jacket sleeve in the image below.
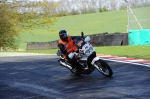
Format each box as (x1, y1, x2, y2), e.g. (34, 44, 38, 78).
(58, 43, 67, 55)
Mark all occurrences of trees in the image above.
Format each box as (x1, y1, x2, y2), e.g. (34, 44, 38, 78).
(54, 0, 150, 15)
(0, 0, 58, 51)
(0, 4, 19, 50)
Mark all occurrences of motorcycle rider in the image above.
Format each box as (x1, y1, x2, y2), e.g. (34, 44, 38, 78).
(58, 30, 82, 73)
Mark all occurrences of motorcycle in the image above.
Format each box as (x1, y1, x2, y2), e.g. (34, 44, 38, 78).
(56, 32, 113, 77)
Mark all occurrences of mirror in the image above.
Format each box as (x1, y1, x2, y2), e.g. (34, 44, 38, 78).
(81, 32, 84, 38)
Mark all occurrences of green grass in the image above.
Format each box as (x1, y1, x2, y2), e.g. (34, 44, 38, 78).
(94, 46, 150, 60)
(18, 7, 150, 60)
(19, 29, 59, 50)
(129, 6, 150, 29)
(19, 10, 127, 49)
(19, 8, 128, 50)
(25, 45, 150, 60)
(19, 6, 150, 50)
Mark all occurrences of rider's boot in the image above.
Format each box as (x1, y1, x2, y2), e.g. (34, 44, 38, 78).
(71, 63, 82, 74)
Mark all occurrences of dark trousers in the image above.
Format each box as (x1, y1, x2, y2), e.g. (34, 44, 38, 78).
(67, 56, 81, 70)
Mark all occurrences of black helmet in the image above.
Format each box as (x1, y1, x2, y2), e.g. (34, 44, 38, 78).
(59, 30, 68, 41)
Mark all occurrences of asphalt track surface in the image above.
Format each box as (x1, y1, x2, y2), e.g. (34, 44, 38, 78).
(0, 54, 150, 99)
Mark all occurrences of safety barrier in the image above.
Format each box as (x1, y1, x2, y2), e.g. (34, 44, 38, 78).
(26, 32, 128, 50)
(89, 33, 128, 46)
(128, 29, 150, 45)
(26, 40, 59, 50)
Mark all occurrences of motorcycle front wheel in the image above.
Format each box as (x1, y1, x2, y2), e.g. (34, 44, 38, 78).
(95, 59, 113, 77)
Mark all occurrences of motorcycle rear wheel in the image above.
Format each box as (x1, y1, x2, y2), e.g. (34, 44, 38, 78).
(95, 59, 113, 77)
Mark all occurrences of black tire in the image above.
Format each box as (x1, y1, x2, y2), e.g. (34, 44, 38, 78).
(95, 59, 113, 77)
(71, 69, 81, 76)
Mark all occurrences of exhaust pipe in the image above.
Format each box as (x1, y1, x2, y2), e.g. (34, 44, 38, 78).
(59, 61, 72, 70)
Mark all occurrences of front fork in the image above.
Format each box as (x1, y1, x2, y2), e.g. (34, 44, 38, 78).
(91, 56, 100, 69)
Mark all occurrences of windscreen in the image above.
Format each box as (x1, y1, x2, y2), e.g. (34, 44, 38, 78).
(74, 37, 86, 48)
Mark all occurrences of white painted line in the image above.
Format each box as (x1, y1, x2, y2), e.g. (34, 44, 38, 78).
(109, 57, 127, 60)
(144, 63, 150, 65)
(99, 57, 150, 67)
(0, 52, 55, 57)
(99, 55, 112, 57)
(126, 59, 144, 62)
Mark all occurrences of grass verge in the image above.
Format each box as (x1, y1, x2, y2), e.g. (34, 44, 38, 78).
(25, 45, 150, 60)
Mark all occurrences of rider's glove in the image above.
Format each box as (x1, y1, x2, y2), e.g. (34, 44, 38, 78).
(75, 53, 81, 60)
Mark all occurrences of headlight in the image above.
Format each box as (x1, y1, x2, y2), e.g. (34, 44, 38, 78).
(85, 50, 90, 54)
(89, 47, 93, 51)
(84, 47, 93, 54)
